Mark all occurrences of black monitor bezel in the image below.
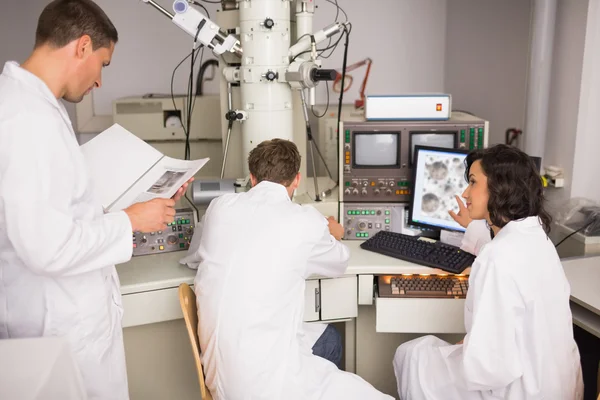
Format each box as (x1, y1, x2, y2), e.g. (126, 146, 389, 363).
(408, 131, 458, 166)
(409, 145, 471, 233)
(351, 131, 402, 169)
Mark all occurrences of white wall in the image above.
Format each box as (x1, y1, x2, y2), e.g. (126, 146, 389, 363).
(74, 0, 448, 119)
(543, 0, 589, 206)
(444, 0, 532, 146)
(0, 0, 77, 121)
(570, 0, 600, 201)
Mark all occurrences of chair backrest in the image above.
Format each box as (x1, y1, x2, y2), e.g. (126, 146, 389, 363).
(179, 283, 213, 400)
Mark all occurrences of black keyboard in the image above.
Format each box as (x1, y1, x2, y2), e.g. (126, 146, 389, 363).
(360, 231, 475, 274)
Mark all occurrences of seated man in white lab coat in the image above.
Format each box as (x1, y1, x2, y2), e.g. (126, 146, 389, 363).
(0, 1, 189, 399)
(181, 139, 392, 400)
(393, 144, 583, 400)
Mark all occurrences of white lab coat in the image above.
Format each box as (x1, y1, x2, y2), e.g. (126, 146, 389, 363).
(184, 181, 392, 400)
(393, 216, 583, 400)
(0, 62, 133, 399)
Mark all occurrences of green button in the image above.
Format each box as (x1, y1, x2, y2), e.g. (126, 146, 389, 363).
(365, 233, 369, 238)
(461, 129, 466, 135)
(345, 138, 350, 143)
(385, 210, 390, 215)
(385, 219, 390, 224)
(345, 130, 350, 134)
(370, 210, 375, 215)
(356, 233, 361, 237)
(180, 243, 185, 248)
(345, 181, 350, 187)
(186, 219, 190, 224)
(470, 128, 475, 134)
(179, 234, 184, 238)
(478, 127, 484, 134)
(347, 210, 352, 215)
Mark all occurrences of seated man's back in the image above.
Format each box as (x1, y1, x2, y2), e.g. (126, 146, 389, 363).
(187, 139, 392, 400)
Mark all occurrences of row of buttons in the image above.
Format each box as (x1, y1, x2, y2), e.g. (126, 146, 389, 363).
(395, 190, 410, 195)
(347, 210, 391, 215)
(168, 219, 190, 226)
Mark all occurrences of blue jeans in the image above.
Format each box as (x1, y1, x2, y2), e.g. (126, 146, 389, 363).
(312, 324, 342, 368)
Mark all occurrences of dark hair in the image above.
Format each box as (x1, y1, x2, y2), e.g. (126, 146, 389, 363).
(465, 144, 552, 233)
(35, 0, 118, 50)
(248, 139, 301, 186)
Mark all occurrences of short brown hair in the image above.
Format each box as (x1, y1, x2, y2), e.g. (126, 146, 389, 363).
(248, 139, 301, 186)
(35, 0, 118, 50)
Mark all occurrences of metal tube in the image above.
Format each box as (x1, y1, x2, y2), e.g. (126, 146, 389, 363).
(143, 0, 174, 19)
(221, 120, 234, 179)
(300, 89, 321, 201)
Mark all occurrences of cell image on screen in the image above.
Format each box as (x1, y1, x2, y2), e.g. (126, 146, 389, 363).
(354, 133, 399, 167)
(409, 132, 456, 164)
(411, 147, 469, 232)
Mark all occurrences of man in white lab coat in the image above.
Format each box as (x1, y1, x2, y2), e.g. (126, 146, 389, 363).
(182, 139, 392, 399)
(393, 144, 583, 400)
(0, 1, 190, 399)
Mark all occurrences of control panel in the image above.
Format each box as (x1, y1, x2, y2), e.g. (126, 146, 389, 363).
(132, 208, 196, 256)
(342, 178, 411, 201)
(340, 112, 488, 203)
(342, 203, 401, 240)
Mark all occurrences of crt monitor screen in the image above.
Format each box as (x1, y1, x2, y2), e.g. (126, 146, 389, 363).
(409, 145, 470, 232)
(409, 131, 457, 165)
(354, 133, 400, 167)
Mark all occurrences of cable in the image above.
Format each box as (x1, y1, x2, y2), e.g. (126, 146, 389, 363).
(311, 81, 330, 118)
(334, 23, 351, 187)
(555, 221, 594, 248)
(193, 0, 217, 8)
(170, 48, 200, 140)
(325, 0, 348, 22)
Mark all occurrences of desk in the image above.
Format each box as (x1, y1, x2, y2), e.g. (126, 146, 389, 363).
(117, 241, 467, 399)
(562, 255, 600, 338)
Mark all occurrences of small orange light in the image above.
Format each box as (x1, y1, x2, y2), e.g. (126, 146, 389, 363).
(436, 103, 442, 111)
(371, 181, 375, 186)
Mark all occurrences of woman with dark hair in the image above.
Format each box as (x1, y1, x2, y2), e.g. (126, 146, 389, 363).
(393, 144, 583, 400)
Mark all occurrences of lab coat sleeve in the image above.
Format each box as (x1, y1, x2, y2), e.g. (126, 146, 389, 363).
(0, 115, 133, 277)
(461, 256, 523, 391)
(304, 223, 350, 279)
(460, 219, 492, 255)
(179, 213, 206, 269)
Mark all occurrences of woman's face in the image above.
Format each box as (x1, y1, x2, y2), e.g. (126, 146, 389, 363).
(461, 160, 490, 222)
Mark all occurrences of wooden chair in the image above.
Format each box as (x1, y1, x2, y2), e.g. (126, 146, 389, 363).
(179, 283, 213, 400)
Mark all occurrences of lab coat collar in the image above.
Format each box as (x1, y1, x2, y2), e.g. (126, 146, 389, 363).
(496, 216, 543, 238)
(250, 180, 292, 202)
(3, 61, 65, 113)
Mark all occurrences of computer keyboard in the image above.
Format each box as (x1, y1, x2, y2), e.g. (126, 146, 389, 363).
(378, 275, 469, 299)
(360, 230, 476, 274)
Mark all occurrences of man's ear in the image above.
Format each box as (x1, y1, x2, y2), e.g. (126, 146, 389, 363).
(75, 35, 93, 60)
(249, 174, 258, 187)
(292, 173, 301, 190)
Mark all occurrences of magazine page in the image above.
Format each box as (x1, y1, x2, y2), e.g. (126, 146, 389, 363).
(80, 124, 163, 209)
(107, 156, 210, 212)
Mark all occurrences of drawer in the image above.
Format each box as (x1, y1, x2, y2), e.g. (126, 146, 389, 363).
(375, 295, 466, 334)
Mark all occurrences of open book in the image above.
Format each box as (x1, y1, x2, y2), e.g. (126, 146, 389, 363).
(81, 124, 209, 212)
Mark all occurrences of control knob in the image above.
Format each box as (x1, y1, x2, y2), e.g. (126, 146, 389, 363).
(167, 235, 178, 245)
(385, 189, 392, 196)
(374, 189, 380, 195)
(361, 189, 368, 196)
(358, 221, 367, 230)
(352, 189, 359, 195)
(141, 235, 148, 244)
(344, 188, 351, 195)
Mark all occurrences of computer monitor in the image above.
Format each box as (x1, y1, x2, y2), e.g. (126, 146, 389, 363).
(408, 131, 457, 165)
(353, 132, 400, 168)
(409, 145, 470, 233)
